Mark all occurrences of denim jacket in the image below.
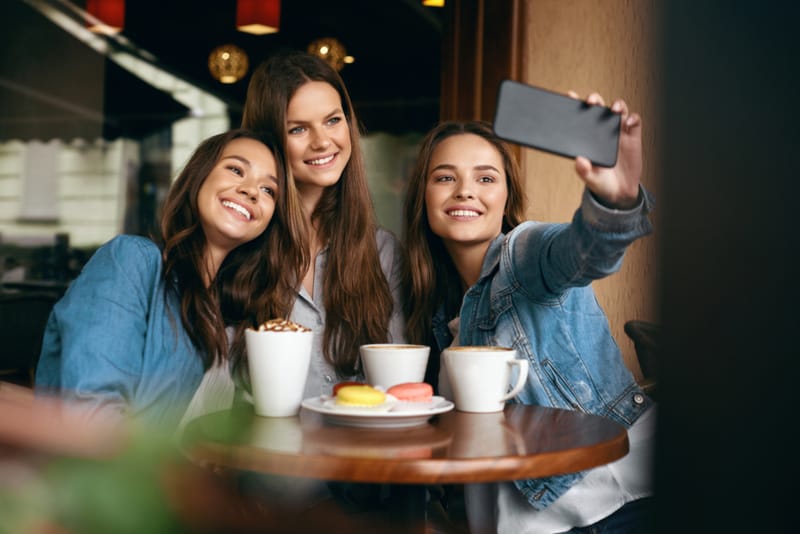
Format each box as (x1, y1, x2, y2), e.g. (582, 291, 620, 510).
(35, 235, 205, 429)
(431, 188, 655, 510)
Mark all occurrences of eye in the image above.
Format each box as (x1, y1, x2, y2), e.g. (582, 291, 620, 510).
(260, 185, 276, 197)
(478, 175, 496, 183)
(227, 164, 244, 176)
(327, 116, 343, 126)
(433, 174, 455, 183)
(288, 125, 306, 135)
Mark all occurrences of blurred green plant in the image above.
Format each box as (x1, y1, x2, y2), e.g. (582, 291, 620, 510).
(0, 429, 184, 534)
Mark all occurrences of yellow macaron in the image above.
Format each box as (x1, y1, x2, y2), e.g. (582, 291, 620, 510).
(335, 385, 387, 407)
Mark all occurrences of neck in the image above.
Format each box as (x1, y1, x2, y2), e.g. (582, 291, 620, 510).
(445, 241, 491, 290)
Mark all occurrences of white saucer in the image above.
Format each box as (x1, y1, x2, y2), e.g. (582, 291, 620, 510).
(301, 395, 454, 429)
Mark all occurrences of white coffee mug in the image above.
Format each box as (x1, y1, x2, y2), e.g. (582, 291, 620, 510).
(359, 344, 430, 389)
(442, 346, 529, 413)
(246, 328, 313, 417)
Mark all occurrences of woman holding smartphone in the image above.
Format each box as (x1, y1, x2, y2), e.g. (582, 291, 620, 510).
(402, 94, 656, 533)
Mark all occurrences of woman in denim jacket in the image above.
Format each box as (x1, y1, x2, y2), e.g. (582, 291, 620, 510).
(402, 94, 655, 533)
(35, 129, 305, 429)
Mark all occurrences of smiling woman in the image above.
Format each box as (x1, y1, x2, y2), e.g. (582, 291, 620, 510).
(34, 128, 307, 431)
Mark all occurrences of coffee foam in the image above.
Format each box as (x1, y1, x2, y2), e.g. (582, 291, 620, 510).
(257, 318, 311, 333)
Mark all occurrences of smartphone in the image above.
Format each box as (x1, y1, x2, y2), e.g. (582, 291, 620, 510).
(492, 79, 620, 167)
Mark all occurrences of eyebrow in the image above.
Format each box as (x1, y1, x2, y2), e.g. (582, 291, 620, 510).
(286, 108, 344, 125)
(223, 155, 279, 185)
(430, 163, 501, 173)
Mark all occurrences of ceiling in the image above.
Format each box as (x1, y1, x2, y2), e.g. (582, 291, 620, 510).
(105, 0, 445, 134)
(0, 0, 445, 141)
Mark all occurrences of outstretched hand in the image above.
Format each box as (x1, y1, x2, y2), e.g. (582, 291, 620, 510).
(568, 91, 642, 209)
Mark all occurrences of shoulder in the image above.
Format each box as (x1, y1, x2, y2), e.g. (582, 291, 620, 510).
(80, 235, 163, 287)
(374, 227, 402, 262)
(96, 235, 161, 267)
(375, 227, 400, 248)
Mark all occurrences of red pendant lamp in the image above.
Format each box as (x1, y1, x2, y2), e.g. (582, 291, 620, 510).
(86, 0, 125, 35)
(236, 0, 281, 35)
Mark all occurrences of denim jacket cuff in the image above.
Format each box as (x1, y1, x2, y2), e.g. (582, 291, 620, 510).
(581, 185, 654, 234)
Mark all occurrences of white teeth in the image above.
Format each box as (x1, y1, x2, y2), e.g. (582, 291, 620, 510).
(448, 209, 479, 217)
(307, 154, 334, 165)
(222, 200, 251, 220)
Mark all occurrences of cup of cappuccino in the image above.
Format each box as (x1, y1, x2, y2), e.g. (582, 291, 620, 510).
(442, 346, 528, 413)
(359, 344, 430, 389)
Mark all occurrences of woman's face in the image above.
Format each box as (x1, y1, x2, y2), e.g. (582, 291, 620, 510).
(424, 133, 508, 254)
(285, 81, 352, 194)
(197, 137, 279, 258)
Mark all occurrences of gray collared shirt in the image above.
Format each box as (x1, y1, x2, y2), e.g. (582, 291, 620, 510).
(291, 228, 407, 399)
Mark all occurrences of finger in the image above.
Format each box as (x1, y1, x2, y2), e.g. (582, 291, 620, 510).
(624, 112, 642, 132)
(567, 90, 580, 100)
(610, 99, 628, 116)
(586, 92, 605, 106)
(574, 156, 593, 179)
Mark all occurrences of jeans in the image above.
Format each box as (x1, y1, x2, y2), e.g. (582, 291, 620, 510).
(563, 497, 655, 534)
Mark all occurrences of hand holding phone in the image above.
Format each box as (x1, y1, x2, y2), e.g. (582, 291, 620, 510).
(492, 80, 621, 167)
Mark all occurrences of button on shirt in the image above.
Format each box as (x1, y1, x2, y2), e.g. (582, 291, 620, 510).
(291, 228, 406, 400)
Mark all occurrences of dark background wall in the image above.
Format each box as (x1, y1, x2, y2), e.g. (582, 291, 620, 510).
(655, 1, 798, 531)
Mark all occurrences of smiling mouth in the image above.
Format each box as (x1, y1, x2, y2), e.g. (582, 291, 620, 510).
(306, 154, 335, 166)
(222, 200, 251, 220)
(447, 209, 480, 218)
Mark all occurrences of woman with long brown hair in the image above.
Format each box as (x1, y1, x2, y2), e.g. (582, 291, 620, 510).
(36, 128, 305, 429)
(242, 50, 405, 399)
(402, 108, 656, 532)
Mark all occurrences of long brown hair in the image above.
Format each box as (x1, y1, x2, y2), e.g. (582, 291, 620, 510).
(402, 120, 527, 348)
(158, 128, 306, 368)
(242, 50, 394, 376)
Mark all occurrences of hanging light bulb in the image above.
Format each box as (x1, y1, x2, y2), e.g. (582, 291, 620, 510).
(307, 37, 351, 72)
(237, 0, 281, 35)
(86, 0, 126, 35)
(208, 44, 250, 84)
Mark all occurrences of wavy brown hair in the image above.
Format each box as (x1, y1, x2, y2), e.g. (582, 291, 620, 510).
(242, 50, 394, 376)
(402, 120, 527, 351)
(158, 128, 306, 369)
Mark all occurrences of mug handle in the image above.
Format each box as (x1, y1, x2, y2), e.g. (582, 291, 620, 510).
(500, 359, 529, 402)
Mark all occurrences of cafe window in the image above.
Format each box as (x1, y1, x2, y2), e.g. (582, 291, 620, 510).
(19, 140, 60, 224)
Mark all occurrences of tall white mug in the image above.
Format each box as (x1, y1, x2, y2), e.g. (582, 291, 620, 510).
(442, 346, 529, 413)
(246, 327, 313, 417)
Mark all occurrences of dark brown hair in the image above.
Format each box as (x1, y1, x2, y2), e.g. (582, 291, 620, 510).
(402, 120, 526, 348)
(242, 50, 394, 376)
(158, 128, 306, 368)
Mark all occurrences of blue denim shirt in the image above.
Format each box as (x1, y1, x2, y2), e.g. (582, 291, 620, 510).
(35, 235, 205, 429)
(431, 188, 655, 510)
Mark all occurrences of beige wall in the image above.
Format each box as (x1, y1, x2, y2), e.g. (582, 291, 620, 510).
(520, 0, 662, 378)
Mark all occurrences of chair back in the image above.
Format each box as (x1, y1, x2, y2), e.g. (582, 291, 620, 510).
(624, 320, 659, 398)
(0, 291, 59, 387)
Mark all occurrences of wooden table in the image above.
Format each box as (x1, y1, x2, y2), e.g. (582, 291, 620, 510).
(182, 403, 628, 530)
(184, 403, 628, 484)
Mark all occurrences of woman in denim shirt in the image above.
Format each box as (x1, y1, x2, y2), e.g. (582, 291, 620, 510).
(402, 94, 655, 533)
(35, 129, 305, 430)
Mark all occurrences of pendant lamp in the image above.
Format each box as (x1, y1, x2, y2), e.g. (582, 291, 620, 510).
(237, 0, 281, 35)
(422, 0, 445, 6)
(208, 44, 250, 84)
(86, 0, 125, 35)
(307, 37, 353, 72)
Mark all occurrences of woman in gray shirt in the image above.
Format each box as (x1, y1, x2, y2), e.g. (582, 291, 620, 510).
(242, 50, 406, 400)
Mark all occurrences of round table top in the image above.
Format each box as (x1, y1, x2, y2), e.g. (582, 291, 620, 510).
(183, 403, 629, 485)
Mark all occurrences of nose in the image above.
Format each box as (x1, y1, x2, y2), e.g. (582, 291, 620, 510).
(237, 177, 258, 202)
(454, 181, 475, 200)
(309, 128, 331, 150)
